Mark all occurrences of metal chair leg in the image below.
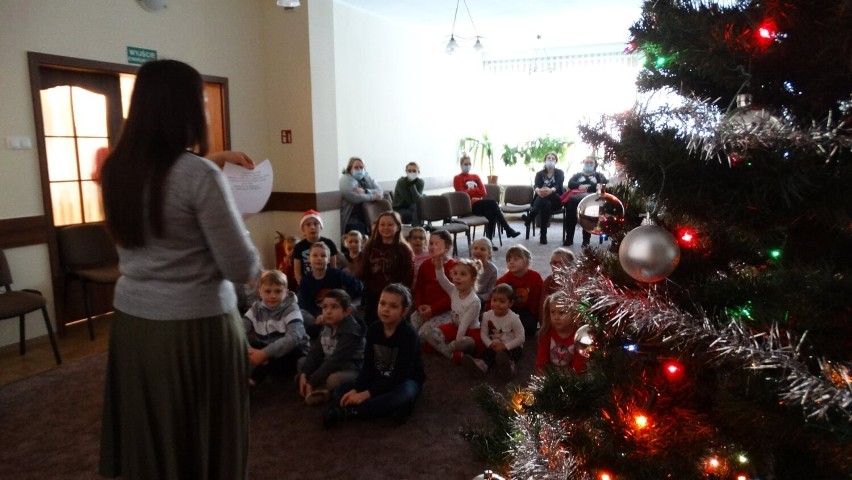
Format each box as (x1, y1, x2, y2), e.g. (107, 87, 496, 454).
(81, 280, 96, 341)
(19, 315, 26, 356)
(41, 306, 62, 364)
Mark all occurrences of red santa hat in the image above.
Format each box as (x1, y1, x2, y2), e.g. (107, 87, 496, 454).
(300, 209, 324, 228)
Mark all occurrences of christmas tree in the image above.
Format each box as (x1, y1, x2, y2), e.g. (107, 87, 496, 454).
(463, 1, 851, 478)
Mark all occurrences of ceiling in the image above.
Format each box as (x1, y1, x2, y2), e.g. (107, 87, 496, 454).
(336, 0, 643, 52)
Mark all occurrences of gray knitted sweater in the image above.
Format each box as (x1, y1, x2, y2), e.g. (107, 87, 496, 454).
(113, 153, 261, 320)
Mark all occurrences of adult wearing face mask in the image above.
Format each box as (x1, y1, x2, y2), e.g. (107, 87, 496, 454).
(563, 155, 608, 246)
(522, 152, 565, 245)
(340, 156, 384, 235)
(393, 162, 425, 226)
(454, 153, 521, 247)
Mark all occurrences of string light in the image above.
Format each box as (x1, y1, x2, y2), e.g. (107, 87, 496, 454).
(663, 360, 685, 381)
(769, 249, 781, 259)
(677, 227, 698, 248)
(634, 414, 649, 429)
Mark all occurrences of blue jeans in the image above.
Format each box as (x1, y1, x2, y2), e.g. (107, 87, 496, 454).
(332, 379, 422, 420)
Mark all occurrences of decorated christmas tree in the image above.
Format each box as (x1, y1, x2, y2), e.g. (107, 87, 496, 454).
(463, 1, 851, 478)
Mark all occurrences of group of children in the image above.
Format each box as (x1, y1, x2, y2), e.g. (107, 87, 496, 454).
(243, 209, 588, 428)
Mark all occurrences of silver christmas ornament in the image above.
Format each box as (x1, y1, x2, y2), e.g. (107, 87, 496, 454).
(576, 192, 626, 236)
(724, 93, 781, 132)
(574, 324, 595, 358)
(618, 224, 681, 283)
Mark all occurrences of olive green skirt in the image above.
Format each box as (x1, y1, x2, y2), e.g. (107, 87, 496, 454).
(99, 310, 250, 480)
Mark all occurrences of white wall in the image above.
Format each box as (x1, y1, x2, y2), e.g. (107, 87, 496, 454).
(331, 5, 477, 184)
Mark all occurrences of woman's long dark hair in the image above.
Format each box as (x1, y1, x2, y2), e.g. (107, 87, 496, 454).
(100, 60, 209, 247)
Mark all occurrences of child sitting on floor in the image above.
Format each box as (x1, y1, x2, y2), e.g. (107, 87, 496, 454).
(406, 227, 430, 286)
(243, 270, 309, 385)
(471, 237, 497, 304)
(323, 283, 425, 428)
(277, 233, 300, 291)
(293, 210, 339, 285)
(462, 283, 525, 380)
(409, 230, 454, 335)
(536, 291, 587, 374)
(298, 242, 364, 338)
(423, 257, 482, 363)
(538, 247, 576, 323)
(495, 245, 543, 336)
(298, 289, 366, 406)
(339, 230, 364, 274)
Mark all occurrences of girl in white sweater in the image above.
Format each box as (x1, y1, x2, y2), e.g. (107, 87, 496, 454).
(423, 257, 483, 363)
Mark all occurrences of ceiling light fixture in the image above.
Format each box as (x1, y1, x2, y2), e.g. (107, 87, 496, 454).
(276, 0, 300, 8)
(446, 0, 484, 54)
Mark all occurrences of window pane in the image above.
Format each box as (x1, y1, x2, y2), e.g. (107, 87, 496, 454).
(119, 73, 136, 119)
(72, 87, 108, 137)
(45, 137, 79, 181)
(40, 86, 74, 136)
(78, 138, 109, 181)
(50, 182, 82, 226)
(81, 180, 104, 223)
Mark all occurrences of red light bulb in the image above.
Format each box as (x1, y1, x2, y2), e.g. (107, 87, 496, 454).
(677, 227, 697, 247)
(663, 361, 684, 381)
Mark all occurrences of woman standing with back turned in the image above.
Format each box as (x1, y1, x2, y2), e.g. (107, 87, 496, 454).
(99, 59, 261, 479)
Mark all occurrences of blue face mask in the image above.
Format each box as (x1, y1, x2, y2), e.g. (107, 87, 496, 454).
(545, 160, 556, 169)
(352, 169, 365, 180)
(461, 165, 471, 174)
(583, 164, 595, 173)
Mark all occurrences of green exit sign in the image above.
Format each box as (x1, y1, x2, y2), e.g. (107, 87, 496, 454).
(127, 46, 157, 65)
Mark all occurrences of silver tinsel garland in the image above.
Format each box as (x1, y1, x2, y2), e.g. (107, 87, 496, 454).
(586, 95, 852, 165)
(508, 412, 589, 480)
(555, 265, 852, 423)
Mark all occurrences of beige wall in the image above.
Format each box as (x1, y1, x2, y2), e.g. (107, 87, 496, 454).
(0, 0, 274, 346)
(0, 0, 474, 347)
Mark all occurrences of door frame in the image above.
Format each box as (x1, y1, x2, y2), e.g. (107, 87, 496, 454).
(26, 52, 231, 333)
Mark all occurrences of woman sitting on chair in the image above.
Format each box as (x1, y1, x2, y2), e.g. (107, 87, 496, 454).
(340, 156, 383, 235)
(563, 156, 608, 247)
(393, 161, 425, 226)
(522, 152, 564, 245)
(453, 153, 521, 247)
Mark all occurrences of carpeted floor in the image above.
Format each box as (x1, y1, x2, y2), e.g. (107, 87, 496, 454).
(0, 338, 537, 480)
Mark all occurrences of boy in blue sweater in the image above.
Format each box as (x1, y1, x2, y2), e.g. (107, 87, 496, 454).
(298, 242, 364, 338)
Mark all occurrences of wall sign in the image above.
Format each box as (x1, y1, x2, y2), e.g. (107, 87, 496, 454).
(127, 46, 157, 65)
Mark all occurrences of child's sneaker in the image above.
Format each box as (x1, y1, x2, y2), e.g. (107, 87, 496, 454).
(305, 389, 329, 406)
(462, 354, 487, 379)
(495, 350, 516, 380)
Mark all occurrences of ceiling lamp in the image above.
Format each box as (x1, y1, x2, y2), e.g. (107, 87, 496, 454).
(276, 0, 300, 8)
(446, 0, 484, 54)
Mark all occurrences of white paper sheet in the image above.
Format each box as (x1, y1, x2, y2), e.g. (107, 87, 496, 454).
(223, 159, 273, 214)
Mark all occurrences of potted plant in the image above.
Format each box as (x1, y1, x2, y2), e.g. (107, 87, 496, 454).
(501, 136, 572, 170)
(458, 134, 498, 183)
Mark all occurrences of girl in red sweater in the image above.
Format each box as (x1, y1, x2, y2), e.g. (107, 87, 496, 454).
(410, 230, 455, 335)
(536, 291, 587, 373)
